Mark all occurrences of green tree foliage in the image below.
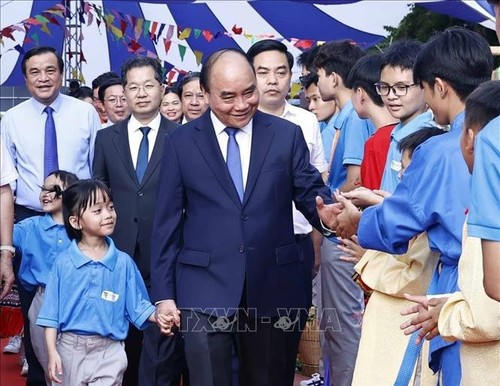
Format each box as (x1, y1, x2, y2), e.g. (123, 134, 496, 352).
(371, 4, 498, 54)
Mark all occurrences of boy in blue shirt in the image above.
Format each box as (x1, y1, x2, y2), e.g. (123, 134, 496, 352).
(317, 28, 494, 385)
(36, 180, 163, 385)
(377, 40, 433, 194)
(313, 40, 374, 386)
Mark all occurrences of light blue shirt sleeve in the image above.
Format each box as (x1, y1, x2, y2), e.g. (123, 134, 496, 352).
(125, 257, 156, 330)
(342, 115, 374, 166)
(467, 116, 500, 240)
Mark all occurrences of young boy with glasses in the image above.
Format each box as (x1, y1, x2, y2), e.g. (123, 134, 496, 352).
(376, 40, 434, 194)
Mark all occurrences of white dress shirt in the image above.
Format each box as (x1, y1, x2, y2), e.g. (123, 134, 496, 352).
(281, 102, 328, 234)
(1, 138, 18, 186)
(211, 111, 252, 189)
(127, 113, 161, 168)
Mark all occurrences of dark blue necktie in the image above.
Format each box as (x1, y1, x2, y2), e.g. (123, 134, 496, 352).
(225, 127, 244, 202)
(43, 106, 58, 178)
(136, 126, 151, 183)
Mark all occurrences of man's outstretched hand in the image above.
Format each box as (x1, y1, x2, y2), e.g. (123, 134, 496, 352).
(316, 196, 342, 233)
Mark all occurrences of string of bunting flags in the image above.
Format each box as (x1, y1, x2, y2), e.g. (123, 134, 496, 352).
(0, 1, 322, 86)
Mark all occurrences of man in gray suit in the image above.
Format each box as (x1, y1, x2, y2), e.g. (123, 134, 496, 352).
(93, 56, 185, 386)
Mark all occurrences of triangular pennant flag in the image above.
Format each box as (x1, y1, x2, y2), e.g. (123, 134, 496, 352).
(294, 39, 313, 50)
(87, 11, 94, 27)
(290, 83, 302, 98)
(143, 20, 151, 37)
(35, 15, 49, 24)
(202, 30, 213, 42)
(178, 27, 191, 40)
(110, 25, 123, 39)
(194, 50, 203, 66)
(167, 69, 176, 85)
(71, 69, 78, 79)
(150, 21, 158, 36)
(120, 19, 128, 35)
(157, 23, 166, 39)
(232, 24, 243, 35)
(0, 27, 15, 40)
(80, 51, 87, 63)
(243, 32, 253, 40)
(13, 44, 25, 55)
(79, 72, 85, 84)
(146, 50, 157, 59)
(31, 32, 39, 45)
(79, 10, 86, 24)
(163, 38, 172, 54)
(166, 25, 174, 41)
(194, 29, 201, 39)
(178, 45, 186, 61)
(129, 40, 142, 52)
(135, 18, 143, 41)
(41, 23, 51, 35)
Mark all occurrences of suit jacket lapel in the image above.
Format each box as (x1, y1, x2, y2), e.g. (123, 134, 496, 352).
(193, 112, 242, 208)
(111, 119, 138, 184)
(243, 111, 274, 206)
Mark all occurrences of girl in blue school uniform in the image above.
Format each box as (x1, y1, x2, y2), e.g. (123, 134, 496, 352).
(36, 179, 165, 386)
(13, 170, 78, 385)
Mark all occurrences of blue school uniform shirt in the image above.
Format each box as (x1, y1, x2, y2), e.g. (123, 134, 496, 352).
(327, 100, 374, 192)
(467, 115, 500, 241)
(380, 111, 434, 194)
(36, 237, 155, 341)
(13, 214, 70, 291)
(358, 111, 468, 385)
(319, 114, 336, 164)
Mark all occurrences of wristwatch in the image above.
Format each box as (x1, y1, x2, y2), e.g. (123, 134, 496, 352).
(0, 246, 16, 256)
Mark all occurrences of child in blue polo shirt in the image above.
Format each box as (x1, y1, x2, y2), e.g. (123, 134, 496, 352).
(36, 179, 163, 385)
(13, 169, 78, 385)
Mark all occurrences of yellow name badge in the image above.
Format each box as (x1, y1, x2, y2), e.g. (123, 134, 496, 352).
(391, 159, 402, 172)
(101, 290, 119, 302)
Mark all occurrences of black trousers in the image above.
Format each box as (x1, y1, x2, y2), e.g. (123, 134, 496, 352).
(14, 204, 46, 386)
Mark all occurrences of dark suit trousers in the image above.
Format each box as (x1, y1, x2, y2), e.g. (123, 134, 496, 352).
(14, 204, 46, 386)
(123, 244, 187, 386)
(181, 308, 307, 386)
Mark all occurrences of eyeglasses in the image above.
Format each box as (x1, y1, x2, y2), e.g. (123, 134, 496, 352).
(125, 83, 160, 94)
(375, 82, 420, 97)
(105, 96, 127, 105)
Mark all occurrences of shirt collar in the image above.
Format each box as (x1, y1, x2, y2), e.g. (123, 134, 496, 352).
(210, 111, 253, 136)
(280, 101, 293, 119)
(41, 213, 63, 231)
(69, 237, 118, 271)
(333, 100, 354, 130)
(392, 110, 434, 142)
(31, 92, 63, 115)
(450, 111, 465, 132)
(128, 112, 161, 133)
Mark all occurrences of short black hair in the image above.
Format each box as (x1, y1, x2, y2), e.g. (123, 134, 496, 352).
(63, 179, 113, 241)
(247, 39, 294, 71)
(313, 40, 366, 85)
(45, 170, 79, 199)
(380, 40, 423, 72)
(74, 86, 93, 101)
(164, 85, 181, 97)
(121, 57, 163, 87)
(465, 80, 500, 132)
(297, 46, 321, 74)
(413, 27, 494, 101)
(200, 48, 252, 93)
(98, 77, 123, 103)
(301, 73, 318, 90)
(21, 46, 64, 76)
(91, 71, 119, 91)
(397, 126, 446, 157)
(347, 54, 384, 107)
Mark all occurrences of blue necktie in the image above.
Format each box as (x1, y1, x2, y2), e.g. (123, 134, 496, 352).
(394, 331, 423, 386)
(43, 106, 58, 178)
(225, 127, 244, 202)
(136, 126, 151, 183)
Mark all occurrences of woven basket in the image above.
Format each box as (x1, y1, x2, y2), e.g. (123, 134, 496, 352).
(298, 307, 321, 377)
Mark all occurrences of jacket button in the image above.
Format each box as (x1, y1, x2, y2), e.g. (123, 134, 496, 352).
(241, 214, 248, 221)
(137, 191, 144, 197)
(133, 218, 138, 223)
(238, 246, 246, 253)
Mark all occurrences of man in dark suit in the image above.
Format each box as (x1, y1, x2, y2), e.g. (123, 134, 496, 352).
(150, 49, 332, 386)
(93, 56, 184, 386)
